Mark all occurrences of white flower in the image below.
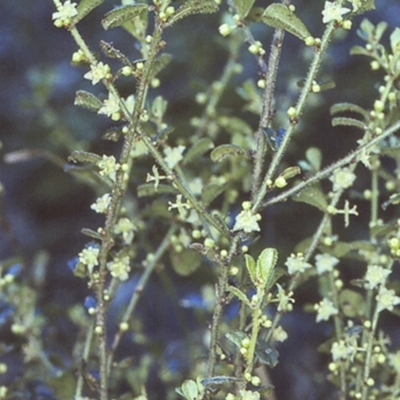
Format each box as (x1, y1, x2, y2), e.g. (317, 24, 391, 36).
(232, 203, 261, 233)
(107, 256, 131, 281)
(98, 93, 120, 118)
(78, 246, 99, 273)
(376, 286, 400, 312)
(315, 253, 339, 274)
(285, 253, 312, 275)
(97, 155, 120, 182)
(90, 193, 111, 214)
(315, 298, 338, 322)
(52, 1, 78, 27)
(163, 145, 186, 169)
(331, 339, 357, 361)
(330, 167, 356, 192)
(365, 265, 391, 290)
(84, 62, 110, 85)
(322, 1, 351, 24)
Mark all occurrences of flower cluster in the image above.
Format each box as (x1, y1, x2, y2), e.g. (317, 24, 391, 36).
(52, 0, 78, 28)
(114, 217, 136, 245)
(163, 145, 186, 169)
(97, 155, 120, 182)
(90, 193, 111, 214)
(78, 246, 99, 274)
(98, 93, 121, 120)
(330, 167, 356, 192)
(107, 255, 131, 281)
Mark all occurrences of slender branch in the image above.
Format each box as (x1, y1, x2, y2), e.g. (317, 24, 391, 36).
(252, 22, 336, 212)
(107, 225, 176, 372)
(261, 119, 400, 210)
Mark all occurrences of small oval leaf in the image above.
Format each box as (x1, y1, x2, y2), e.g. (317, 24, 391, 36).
(102, 4, 149, 30)
(227, 285, 251, 307)
(183, 138, 214, 165)
(292, 186, 328, 212)
(262, 4, 311, 41)
(256, 248, 278, 288)
(74, 90, 103, 112)
(210, 144, 247, 163)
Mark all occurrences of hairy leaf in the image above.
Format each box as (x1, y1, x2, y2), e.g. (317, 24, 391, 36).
(183, 138, 214, 165)
(256, 248, 278, 289)
(330, 102, 368, 119)
(262, 4, 311, 41)
(227, 285, 251, 307)
(168, 0, 218, 25)
(75, 0, 105, 24)
(102, 4, 149, 30)
(233, 0, 256, 19)
(292, 186, 327, 212)
(201, 183, 225, 207)
(210, 144, 247, 163)
(74, 90, 103, 112)
(331, 117, 367, 130)
(68, 150, 102, 165)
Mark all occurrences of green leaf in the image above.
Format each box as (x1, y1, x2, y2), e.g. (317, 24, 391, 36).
(170, 248, 202, 276)
(390, 27, 400, 54)
(261, 4, 311, 41)
(350, 45, 374, 57)
(244, 254, 256, 285)
(225, 330, 247, 349)
(305, 147, 322, 171)
(201, 183, 225, 207)
(75, 0, 105, 24)
(227, 285, 251, 307)
(74, 90, 103, 112)
(102, 4, 149, 30)
(68, 150, 102, 165)
(183, 138, 214, 165)
(178, 379, 199, 400)
(256, 248, 278, 288)
(331, 117, 367, 130)
(210, 144, 247, 163)
(168, 0, 219, 25)
(352, 0, 376, 15)
(330, 102, 368, 119)
(255, 340, 279, 367)
(292, 186, 327, 212)
(152, 53, 173, 77)
(233, 0, 256, 19)
(339, 289, 365, 318)
(81, 228, 102, 240)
